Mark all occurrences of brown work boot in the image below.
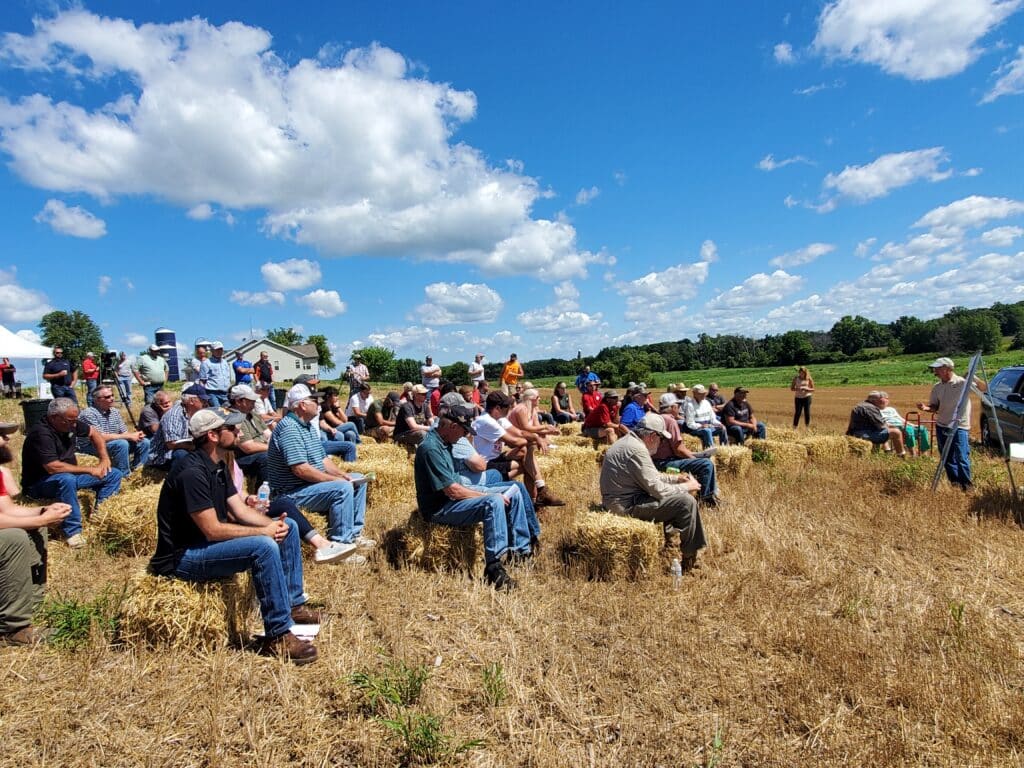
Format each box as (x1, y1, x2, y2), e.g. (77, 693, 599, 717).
(262, 631, 319, 665)
(290, 605, 323, 624)
(0, 625, 52, 646)
(535, 485, 565, 507)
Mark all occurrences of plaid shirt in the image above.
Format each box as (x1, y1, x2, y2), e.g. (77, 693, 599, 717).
(77, 406, 128, 451)
(148, 402, 190, 466)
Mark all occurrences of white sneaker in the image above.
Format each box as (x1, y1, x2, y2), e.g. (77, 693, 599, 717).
(355, 536, 377, 550)
(66, 533, 87, 549)
(314, 541, 358, 564)
(344, 554, 368, 566)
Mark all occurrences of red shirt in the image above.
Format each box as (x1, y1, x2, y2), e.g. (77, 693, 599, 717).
(82, 358, 100, 381)
(581, 391, 602, 414)
(584, 402, 619, 429)
(0, 470, 7, 496)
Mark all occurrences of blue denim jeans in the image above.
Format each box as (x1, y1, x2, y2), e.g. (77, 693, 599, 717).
(143, 384, 161, 405)
(850, 428, 890, 445)
(655, 456, 718, 500)
(936, 426, 972, 488)
(80, 437, 151, 474)
(428, 491, 520, 565)
(205, 391, 228, 407)
(51, 384, 77, 403)
(469, 479, 540, 542)
(118, 376, 133, 399)
(726, 422, 766, 445)
(323, 423, 360, 444)
(283, 477, 367, 544)
(85, 379, 98, 408)
(236, 451, 268, 486)
(28, 469, 123, 537)
(320, 439, 356, 462)
(680, 422, 728, 448)
(174, 516, 303, 639)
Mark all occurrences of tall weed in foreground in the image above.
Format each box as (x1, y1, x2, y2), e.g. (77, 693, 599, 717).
(38, 588, 122, 650)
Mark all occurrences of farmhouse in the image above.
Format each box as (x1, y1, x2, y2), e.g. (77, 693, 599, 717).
(230, 338, 319, 380)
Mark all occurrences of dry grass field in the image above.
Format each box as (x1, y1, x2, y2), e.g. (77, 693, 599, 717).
(1, 385, 1022, 767)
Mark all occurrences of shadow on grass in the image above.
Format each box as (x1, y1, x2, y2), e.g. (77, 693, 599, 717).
(969, 485, 1024, 526)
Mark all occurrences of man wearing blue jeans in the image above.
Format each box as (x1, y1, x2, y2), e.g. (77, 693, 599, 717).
(42, 346, 77, 401)
(846, 391, 907, 456)
(917, 357, 984, 491)
(149, 407, 319, 664)
(266, 384, 373, 564)
(415, 406, 531, 590)
(721, 387, 767, 445)
(650, 399, 722, 507)
(21, 397, 122, 549)
(77, 385, 152, 473)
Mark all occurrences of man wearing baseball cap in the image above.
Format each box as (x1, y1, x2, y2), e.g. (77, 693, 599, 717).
(681, 384, 728, 448)
(654, 392, 721, 506)
(199, 342, 232, 407)
(916, 357, 987, 491)
(599, 412, 707, 571)
(149, 407, 321, 664)
(721, 387, 766, 445)
(132, 344, 169, 405)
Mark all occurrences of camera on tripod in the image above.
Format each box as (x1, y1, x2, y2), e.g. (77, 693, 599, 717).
(100, 350, 120, 382)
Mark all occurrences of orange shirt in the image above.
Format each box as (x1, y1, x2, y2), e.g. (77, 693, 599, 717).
(500, 361, 523, 386)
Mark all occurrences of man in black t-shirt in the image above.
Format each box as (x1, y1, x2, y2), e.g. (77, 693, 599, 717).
(42, 347, 77, 401)
(721, 387, 767, 445)
(149, 406, 320, 665)
(393, 385, 431, 447)
(21, 397, 122, 548)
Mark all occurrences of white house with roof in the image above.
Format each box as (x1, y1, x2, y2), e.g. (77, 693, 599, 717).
(230, 338, 319, 380)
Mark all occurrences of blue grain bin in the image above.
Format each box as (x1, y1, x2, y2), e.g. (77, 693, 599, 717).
(154, 327, 181, 382)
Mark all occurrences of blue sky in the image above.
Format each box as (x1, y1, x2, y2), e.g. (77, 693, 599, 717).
(1, 1, 1023, 367)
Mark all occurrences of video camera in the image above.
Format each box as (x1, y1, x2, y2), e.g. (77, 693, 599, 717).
(100, 350, 120, 381)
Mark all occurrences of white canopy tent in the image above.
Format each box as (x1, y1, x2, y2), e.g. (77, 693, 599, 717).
(0, 324, 54, 394)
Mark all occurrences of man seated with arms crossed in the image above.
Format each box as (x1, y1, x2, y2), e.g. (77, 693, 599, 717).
(415, 405, 531, 591)
(393, 384, 432, 448)
(582, 390, 629, 445)
(847, 390, 907, 457)
(721, 387, 766, 445)
(653, 393, 721, 506)
(580, 379, 602, 416)
(680, 384, 728, 448)
(21, 397, 122, 549)
(472, 392, 565, 507)
(148, 407, 322, 664)
(228, 384, 271, 486)
(599, 412, 707, 572)
(0, 426, 71, 645)
(77, 385, 151, 474)
(267, 384, 373, 564)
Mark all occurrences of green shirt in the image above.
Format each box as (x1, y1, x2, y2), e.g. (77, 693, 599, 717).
(134, 354, 168, 384)
(414, 429, 458, 519)
(238, 412, 267, 445)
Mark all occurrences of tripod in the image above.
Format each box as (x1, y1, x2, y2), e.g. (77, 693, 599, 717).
(104, 375, 139, 430)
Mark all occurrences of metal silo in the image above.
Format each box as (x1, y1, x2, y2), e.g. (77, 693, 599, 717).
(154, 327, 180, 382)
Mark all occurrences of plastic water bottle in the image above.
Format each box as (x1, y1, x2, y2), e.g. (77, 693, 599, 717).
(256, 481, 271, 512)
(670, 558, 683, 589)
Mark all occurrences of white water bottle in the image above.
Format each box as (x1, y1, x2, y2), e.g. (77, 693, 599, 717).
(670, 558, 683, 589)
(256, 481, 271, 512)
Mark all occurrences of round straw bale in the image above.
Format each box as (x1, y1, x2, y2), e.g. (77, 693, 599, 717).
(90, 484, 160, 555)
(713, 446, 753, 478)
(747, 439, 807, 472)
(382, 510, 483, 573)
(797, 435, 850, 463)
(119, 572, 256, 651)
(559, 510, 661, 581)
(845, 436, 874, 457)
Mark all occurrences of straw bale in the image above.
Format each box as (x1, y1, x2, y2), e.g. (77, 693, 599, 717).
(798, 435, 850, 463)
(90, 484, 160, 555)
(122, 465, 167, 490)
(767, 427, 801, 442)
(681, 434, 703, 453)
(558, 423, 580, 436)
(713, 446, 753, 478)
(335, 454, 416, 511)
(554, 434, 597, 448)
(382, 510, 483, 573)
(747, 439, 807, 472)
(845, 436, 874, 457)
(75, 452, 99, 467)
(559, 511, 661, 581)
(119, 572, 255, 650)
(542, 444, 601, 490)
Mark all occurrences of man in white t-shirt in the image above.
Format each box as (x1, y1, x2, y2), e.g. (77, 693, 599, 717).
(253, 381, 280, 426)
(468, 353, 486, 389)
(472, 391, 564, 507)
(346, 382, 374, 435)
(421, 355, 442, 394)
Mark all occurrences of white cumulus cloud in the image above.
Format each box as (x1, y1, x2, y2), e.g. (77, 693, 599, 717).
(813, 0, 1022, 80)
(298, 288, 346, 317)
(16, 329, 42, 344)
(186, 203, 214, 220)
(818, 147, 952, 211)
(33, 199, 106, 238)
(124, 332, 149, 347)
(414, 282, 503, 325)
(774, 42, 796, 64)
(913, 195, 1024, 235)
(230, 290, 285, 306)
(982, 45, 1024, 102)
(516, 282, 601, 334)
(260, 258, 322, 291)
(705, 270, 804, 313)
(770, 242, 835, 268)
(0, 267, 53, 323)
(980, 225, 1023, 246)
(0, 10, 597, 280)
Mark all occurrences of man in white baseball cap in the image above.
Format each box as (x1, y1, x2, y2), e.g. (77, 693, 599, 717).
(916, 357, 987, 491)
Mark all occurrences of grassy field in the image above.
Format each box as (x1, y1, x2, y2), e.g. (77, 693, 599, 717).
(1, 386, 1022, 766)
(523, 350, 1024, 391)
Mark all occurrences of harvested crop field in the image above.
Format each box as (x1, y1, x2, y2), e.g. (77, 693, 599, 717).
(1, 386, 1022, 767)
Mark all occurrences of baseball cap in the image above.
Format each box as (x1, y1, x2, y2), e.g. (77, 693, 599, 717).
(285, 383, 323, 409)
(638, 412, 671, 440)
(229, 384, 258, 402)
(211, 340, 224, 350)
(182, 384, 212, 404)
(386, 391, 401, 404)
(627, 384, 648, 397)
(734, 386, 750, 395)
(691, 384, 707, 394)
(412, 384, 428, 395)
(603, 390, 620, 400)
(928, 357, 955, 369)
(149, 344, 160, 352)
(444, 405, 477, 434)
(440, 391, 466, 410)
(189, 407, 244, 438)
(658, 392, 678, 410)
(0, 422, 20, 437)
(353, 352, 362, 359)
(294, 373, 319, 386)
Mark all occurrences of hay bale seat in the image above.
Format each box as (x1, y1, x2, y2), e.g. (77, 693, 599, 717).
(334, 447, 416, 511)
(766, 426, 801, 442)
(90, 484, 160, 556)
(845, 436, 874, 457)
(119, 572, 255, 651)
(713, 446, 753, 478)
(747, 439, 808, 472)
(798, 435, 851, 463)
(681, 434, 703, 453)
(121, 465, 168, 491)
(541, 444, 603, 489)
(559, 510, 661, 581)
(558, 423, 581, 437)
(382, 510, 483, 573)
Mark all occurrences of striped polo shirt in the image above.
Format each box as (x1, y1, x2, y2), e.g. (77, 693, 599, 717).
(267, 411, 326, 494)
